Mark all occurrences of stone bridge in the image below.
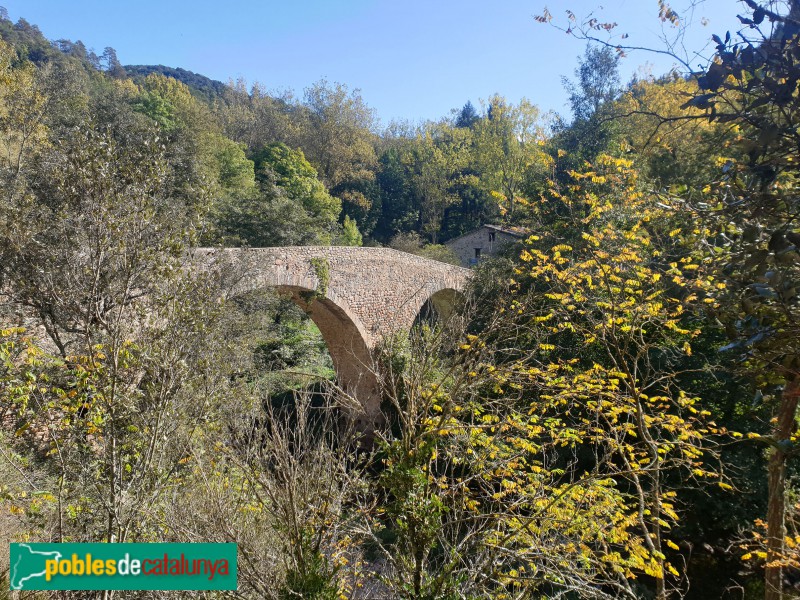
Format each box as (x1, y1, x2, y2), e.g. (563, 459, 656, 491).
(196, 247, 471, 422)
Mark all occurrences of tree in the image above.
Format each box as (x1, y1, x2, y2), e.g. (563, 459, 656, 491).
(678, 3, 800, 596)
(472, 95, 551, 219)
(213, 135, 257, 198)
(101, 46, 126, 78)
(297, 79, 378, 191)
(400, 123, 470, 244)
(535, 3, 800, 595)
(454, 100, 479, 129)
(372, 145, 419, 242)
(534, 158, 718, 599)
(340, 215, 363, 246)
(550, 44, 625, 178)
(215, 78, 295, 152)
(545, 2, 800, 596)
(132, 73, 248, 204)
(212, 142, 346, 247)
(3, 122, 201, 352)
(0, 104, 234, 550)
(362, 156, 727, 598)
(256, 143, 341, 227)
(564, 43, 621, 123)
(388, 232, 460, 265)
(611, 74, 736, 191)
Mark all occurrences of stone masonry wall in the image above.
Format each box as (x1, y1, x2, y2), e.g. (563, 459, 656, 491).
(198, 246, 471, 348)
(446, 226, 520, 267)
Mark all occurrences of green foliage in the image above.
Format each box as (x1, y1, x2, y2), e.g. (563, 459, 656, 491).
(564, 43, 621, 122)
(400, 123, 471, 243)
(388, 232, 460, 265)
(675, 6, 800, 595)
(438, 156, 728, 598)
(1, 270, 231, 542)
(687, 13, 800, 382)
(548, 44, 626, 182)
(255, 142, 341, 225)
(375, 439, 453, 600)
(210, 134, 256, 197)
(611, 75, 737, 192)
(365, 330, 485, 599)
(453, 100, 479, 129)
(211, 142, 343, 247)
(227, 290, 335, 399)
(0, 15, 68, 66)
(472, 95, 552, 219)
(310, 257, 331, 298)
(372, 146, 420, 242)
(299, 78, 378, 189)
(279, 527, 341, 600)
(124, 64, 228, 104)
(338, 215, 363, 246)
(131, 88, 179, 130)
(416, 244, 460, 266)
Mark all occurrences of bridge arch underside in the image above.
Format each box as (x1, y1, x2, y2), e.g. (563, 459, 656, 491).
(273, 285, 380, 421)
(413, 288, 465, 329)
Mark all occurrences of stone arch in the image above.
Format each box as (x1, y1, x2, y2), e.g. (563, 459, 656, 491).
(412, 287, 466, 329)
(270, 284, 380, 420)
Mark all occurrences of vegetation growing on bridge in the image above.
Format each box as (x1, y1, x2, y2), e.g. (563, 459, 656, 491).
(1, 1, 800, 598)
(309, 257, 331, 299)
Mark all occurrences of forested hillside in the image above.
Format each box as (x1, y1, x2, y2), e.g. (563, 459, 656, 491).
(1, 1, 800, 598)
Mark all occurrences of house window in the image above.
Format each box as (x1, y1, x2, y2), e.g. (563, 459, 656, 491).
(474, 248, 482, 259)
(488, 231, 496, 243)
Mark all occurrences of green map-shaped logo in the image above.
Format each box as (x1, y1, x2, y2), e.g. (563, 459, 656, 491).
(10, 543, 63, 590)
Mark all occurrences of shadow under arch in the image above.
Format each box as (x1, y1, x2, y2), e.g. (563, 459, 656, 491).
(412, 287, 466, 330)
(272, 284, 380, 422)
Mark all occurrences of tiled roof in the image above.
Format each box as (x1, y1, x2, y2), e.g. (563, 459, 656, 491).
(483, 224, 530, 238)
(445, 224, 531, 245)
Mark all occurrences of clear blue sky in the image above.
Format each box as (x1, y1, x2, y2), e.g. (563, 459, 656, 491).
(2, 0, 746, 125)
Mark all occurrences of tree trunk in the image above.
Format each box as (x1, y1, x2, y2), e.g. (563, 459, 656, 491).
(765, 376, 800, 600)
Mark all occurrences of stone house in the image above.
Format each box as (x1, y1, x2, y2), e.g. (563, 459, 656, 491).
(445, 224, 529, 267)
